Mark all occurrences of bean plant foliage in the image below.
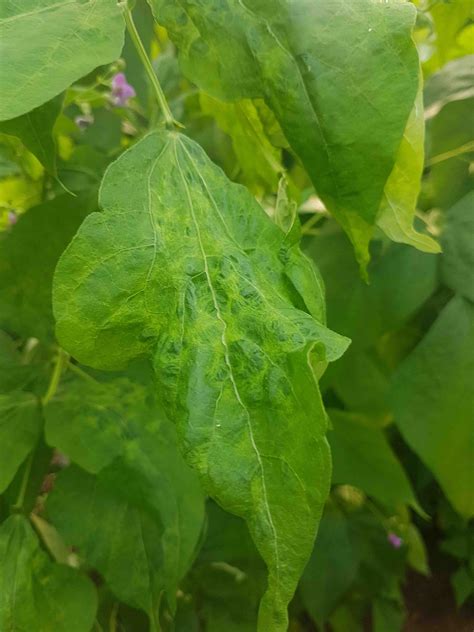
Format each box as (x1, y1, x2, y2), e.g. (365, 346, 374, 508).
(0, 1, 472, 631)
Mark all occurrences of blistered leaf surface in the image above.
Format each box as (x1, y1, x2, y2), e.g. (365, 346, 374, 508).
(53, 130, 349, 630)
(148, 0, 420, 267)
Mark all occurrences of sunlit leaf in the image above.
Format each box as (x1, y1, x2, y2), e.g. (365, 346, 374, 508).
(53, 129, 349, 630)
(0, 0, 125, 120)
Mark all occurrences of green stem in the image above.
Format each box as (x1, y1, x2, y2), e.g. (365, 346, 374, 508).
(11, 454, 34, 512)
(68, 362, 98, 384)
(42, 349, 69, 406)
(123, 6, 180, 129)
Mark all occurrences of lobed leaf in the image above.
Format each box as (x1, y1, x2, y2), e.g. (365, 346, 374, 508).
(53, 129, 349, 630)
(147, 0, 421, 268)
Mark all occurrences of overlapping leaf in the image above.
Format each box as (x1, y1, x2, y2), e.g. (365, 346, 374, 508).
(0, 95, 63, 173)
(441, 191, 474, 302)
(148, 0, 421, 268)
(0, 390, 41, 493)
(392, 296, 474, 518)
(0, 515, 97, 632)
(53, 130, 349, 630)
(0, 194, 94, 340)
(328, 410, 420, 512)
(45, 376, 205, 614)
(0, 0, 125, 120)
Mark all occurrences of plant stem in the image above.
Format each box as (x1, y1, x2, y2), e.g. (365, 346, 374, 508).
(11, 454, 34, 512)
(68, 362, 98, 384)
(42, 349, 69, 406)
(123, 6, 180, 129)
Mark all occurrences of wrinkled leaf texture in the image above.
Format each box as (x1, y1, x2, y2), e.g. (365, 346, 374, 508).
(147, 0, 427, 268)
(53, 130, 349, 630)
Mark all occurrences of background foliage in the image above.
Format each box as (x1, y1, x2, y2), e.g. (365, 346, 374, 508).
(0, 0, 473, 630)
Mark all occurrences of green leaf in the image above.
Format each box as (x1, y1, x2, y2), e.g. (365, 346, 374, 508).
(0, 95, 63, 173)
(0, 514, 97, 632)
(300, 502, 360, 625)
(0, 0, 125, 121)
(441, 191, 474, 302)
(0, 194, 93, 340)
(377, 87, 440, 254)
(148, 0, 420, 268)
(0, 390, 41, 493)
(424, 56, 474, 118)
(191, 502, 267, 632)
(0, 331, 33, 393)
(428, 97, 474, 209)
(328, 410, 420, 512)
(53, 130, 349, 631)
(305, 230, 438, 350)
(373, 597, 405, 632)
(451, 565, 474, 606)
(45, 376, 205, 612)
(200, 95, 283, 194)
(392, 295, 474, 518)
(47, 465, 164, 626)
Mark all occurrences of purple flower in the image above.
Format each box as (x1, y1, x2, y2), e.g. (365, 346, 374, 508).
(387, 532, 403, 549)
(8, 211, 17, 226)
(110, 72, 136, 107)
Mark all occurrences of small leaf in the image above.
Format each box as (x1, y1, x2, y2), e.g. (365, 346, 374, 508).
(0, 515, 97, 632)
(377, 87, 441, 254)
(0, 331, 33, 393)
(0, 0, 125, 120)
(53, 130, 349, 630)
(392, 295, 474, 518)
(0, 390, 41, 493)
(0, 94, 63, 173)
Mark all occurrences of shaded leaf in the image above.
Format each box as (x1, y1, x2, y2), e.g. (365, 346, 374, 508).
(424, 55, 474, 118)
(47, 465, 165, 626)
(45, 376, 205, 612)
(0, 514, 97, 632)
(0, 194, 93, 340)
(0, 95, 63, 173)
(300, 502, 360, 625)
(0, 390, 41, 493)
(148, 0, 420, 268)
(441, 191, 474, 302)
(392, 295, 474, 517)
(53, 129, 349, 630)
(328, 410, 420, 512)
(0, 0, 125, 120)
(0, 331, 33, 393)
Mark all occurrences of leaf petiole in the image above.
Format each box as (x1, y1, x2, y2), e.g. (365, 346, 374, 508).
(123, 5, 182, 129)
